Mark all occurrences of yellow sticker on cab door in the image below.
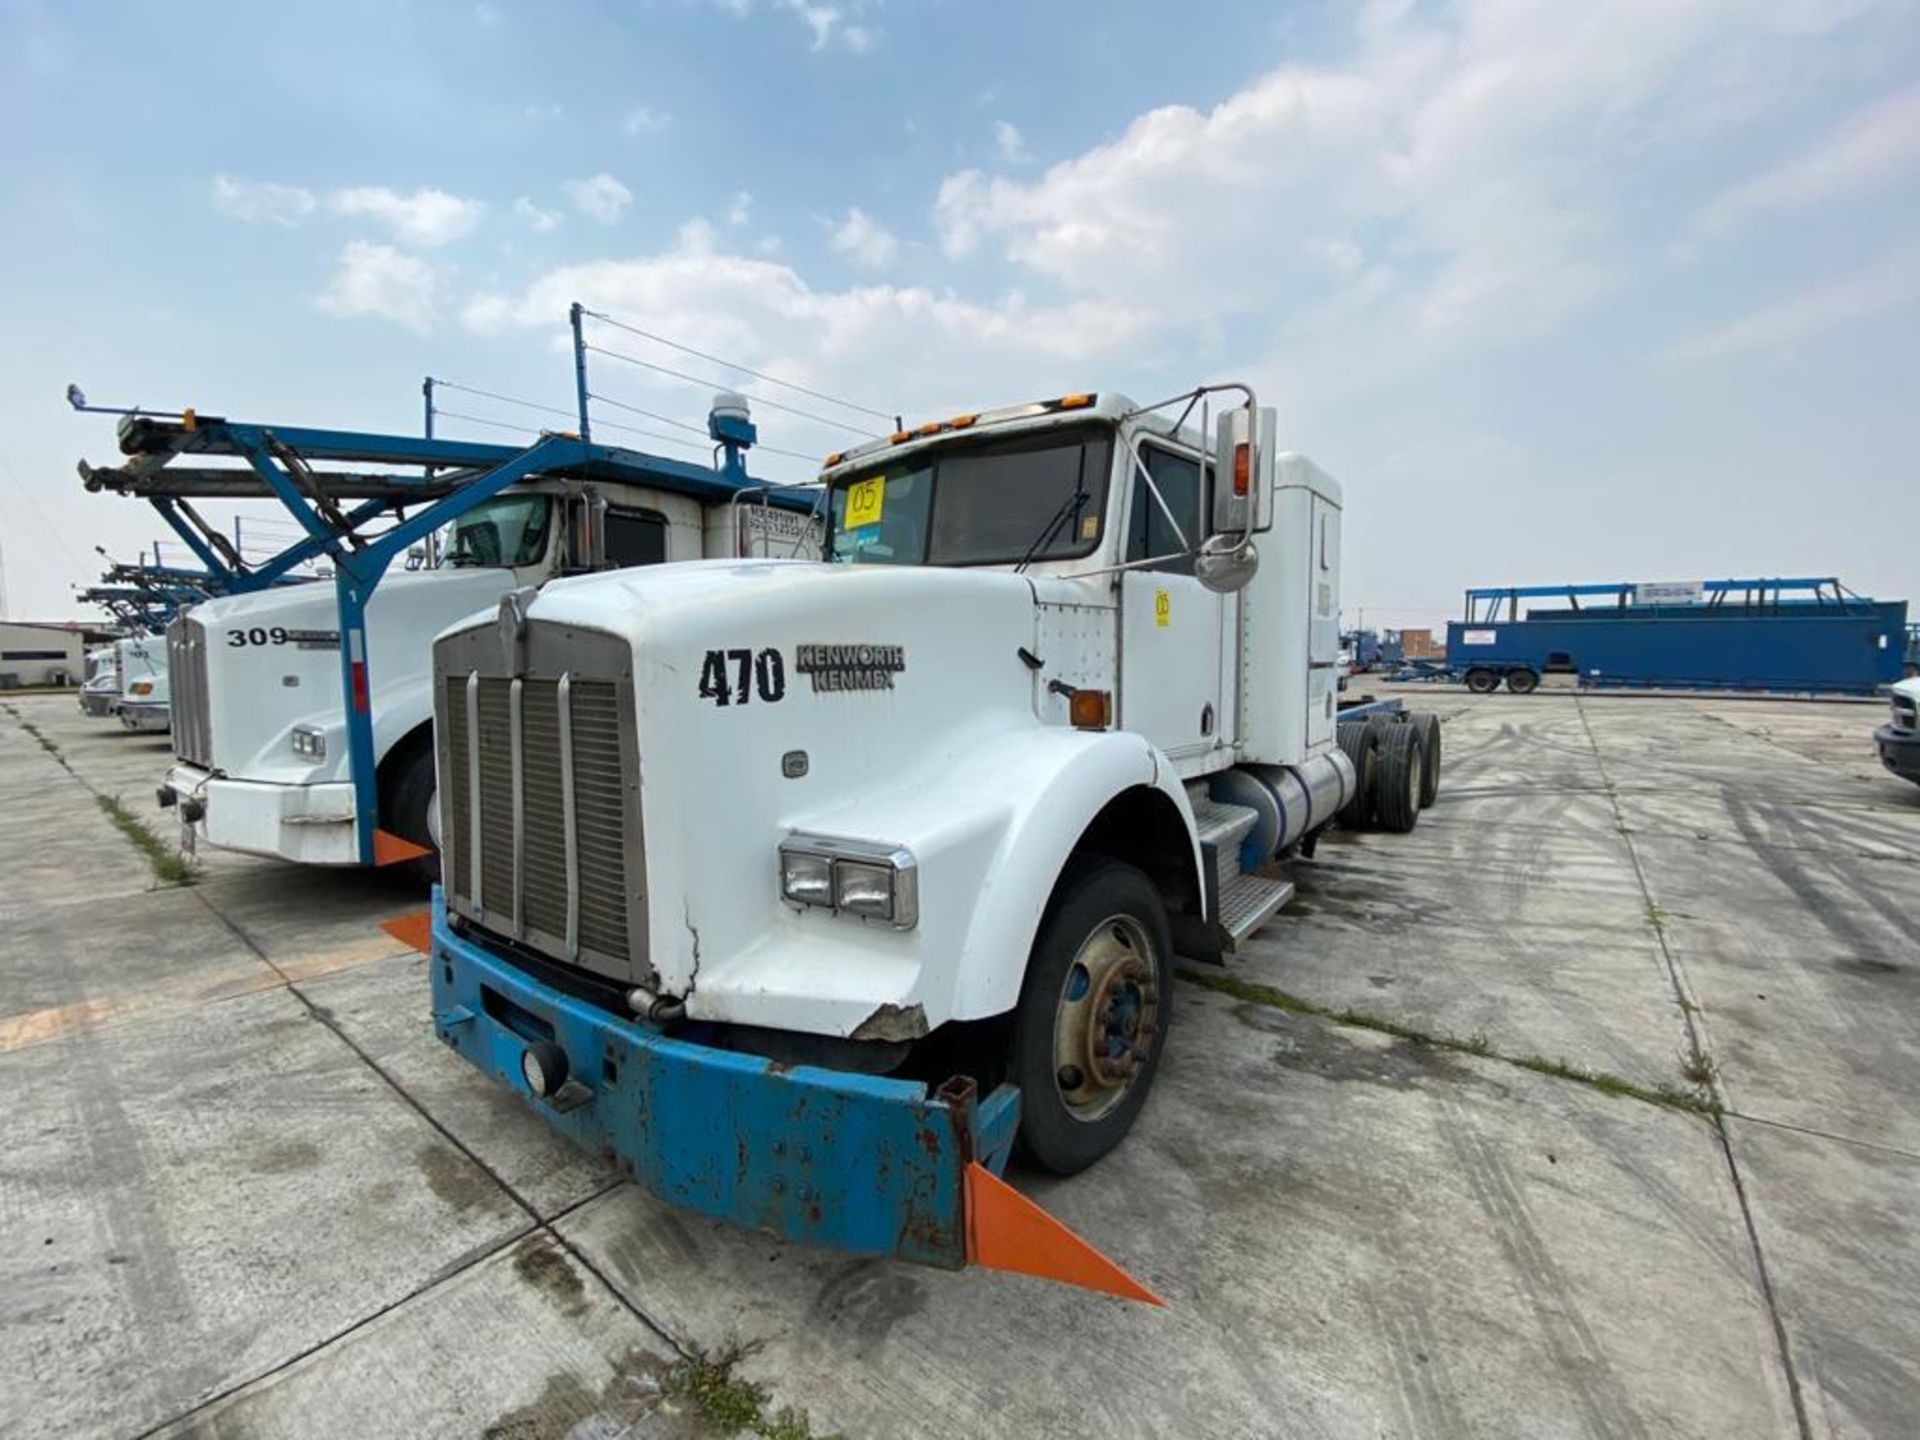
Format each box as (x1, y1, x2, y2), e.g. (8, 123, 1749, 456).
(1154, 589, 1171, 628)
(845, 477, 885, 529)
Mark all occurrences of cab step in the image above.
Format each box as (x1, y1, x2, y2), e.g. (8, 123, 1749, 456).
(1217, 870, 1295, 945)
(1187, 779, 1294, 946)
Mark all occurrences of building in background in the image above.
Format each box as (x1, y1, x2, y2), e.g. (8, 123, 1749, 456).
(0, 621, 118, 688)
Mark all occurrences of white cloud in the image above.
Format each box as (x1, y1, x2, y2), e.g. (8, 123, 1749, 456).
(1664, 250, 1920, 363)
(1693, 82, 1920, 235)
(513, 196, 562, 233)
(315, 242, 437, 333)
(329, 186, 483, 248)
(777, 0, 873, 52)
(830, 207, 898, 268)
(993, 121, 1029, 164)
(211, 175, 315, 227)
(459, 227, 1151, 457)
(564, 173, 634, 224)
(932, 0, 1876, 379)
(622, 105, 671, 135)
(756, 234, 782, 254)
(524, 101, 562, 120)
(473, 3, 503, 27)
(727, 190, 754, 226)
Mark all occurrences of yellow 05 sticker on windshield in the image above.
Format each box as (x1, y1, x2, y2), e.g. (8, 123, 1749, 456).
(845, 477, 885, 529)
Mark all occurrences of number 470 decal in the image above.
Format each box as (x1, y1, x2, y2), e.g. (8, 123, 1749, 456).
(698, 647, 786, 706)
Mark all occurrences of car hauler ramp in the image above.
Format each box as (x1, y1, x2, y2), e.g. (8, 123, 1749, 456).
(77, 397, 805, 866)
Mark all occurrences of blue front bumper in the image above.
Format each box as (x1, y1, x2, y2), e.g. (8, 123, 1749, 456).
(430, 892, 1018, 1267)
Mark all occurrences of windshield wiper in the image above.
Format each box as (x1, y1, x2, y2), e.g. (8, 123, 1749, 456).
(1014, 486, 1088, 574)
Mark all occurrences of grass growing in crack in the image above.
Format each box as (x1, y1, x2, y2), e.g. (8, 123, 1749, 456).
(11, 711, 67, 766)
(95, 793, 197, 886)
(1177, 966, 1722, 1117)
(663, 1345, 836, 1439)
(1645, 902, 1669, 934)
(1680, 1050, 1719, 1088)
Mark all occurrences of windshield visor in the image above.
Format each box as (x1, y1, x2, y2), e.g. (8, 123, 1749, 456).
(829, 426, 1113, 568)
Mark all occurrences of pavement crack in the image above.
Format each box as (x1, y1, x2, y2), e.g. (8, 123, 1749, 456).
(1175, 966, 1718, 1116)
(1573, 694, 1815, 1440)
(184, 888, 702, 1388)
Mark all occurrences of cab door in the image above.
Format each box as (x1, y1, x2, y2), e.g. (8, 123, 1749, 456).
(1117, 443, 1227, 767)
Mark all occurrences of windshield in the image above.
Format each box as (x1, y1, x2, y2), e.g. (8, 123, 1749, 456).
(442, 493, 552, 568)
(827, 426, 1114, 568)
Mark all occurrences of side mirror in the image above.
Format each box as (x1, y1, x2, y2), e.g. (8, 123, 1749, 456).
(1195, 533, 1259, 593)
(1212, 406, 1277, 535)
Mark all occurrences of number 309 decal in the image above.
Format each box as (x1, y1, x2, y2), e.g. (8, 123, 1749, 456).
(226, 627, 291, 647)
(698, 647, 786, 706)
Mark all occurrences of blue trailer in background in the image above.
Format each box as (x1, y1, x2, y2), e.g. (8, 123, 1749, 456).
(1445, 578, 1908, 696)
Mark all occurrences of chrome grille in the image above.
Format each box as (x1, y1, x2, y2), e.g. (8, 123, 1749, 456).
(168, 615, 213, 767)
(436, 623, 644, 983)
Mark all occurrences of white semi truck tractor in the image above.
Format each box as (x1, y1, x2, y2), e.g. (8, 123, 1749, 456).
(151, 401, 812, 878)
(425, 386, 1441, 1276)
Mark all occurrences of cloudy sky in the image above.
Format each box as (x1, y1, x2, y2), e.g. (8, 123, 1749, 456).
(2, 0, 1915, 631)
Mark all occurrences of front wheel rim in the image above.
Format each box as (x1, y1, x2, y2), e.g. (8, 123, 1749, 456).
(1052, 914, 1161, 1123)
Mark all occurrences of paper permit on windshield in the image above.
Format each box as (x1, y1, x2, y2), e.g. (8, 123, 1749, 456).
(845, 476, 885, 529)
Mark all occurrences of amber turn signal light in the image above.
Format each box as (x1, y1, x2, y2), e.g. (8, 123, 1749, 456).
(1068, 688, 1112, 730)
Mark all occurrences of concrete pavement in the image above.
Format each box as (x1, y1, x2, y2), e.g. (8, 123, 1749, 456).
(2, 687, 1914, 1437)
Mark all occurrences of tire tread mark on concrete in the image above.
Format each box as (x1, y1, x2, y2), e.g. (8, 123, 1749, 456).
(130, 887, 702, 1438)
(124, 1180, 626, 1439)
(1747, 796, 1920, 947)
(1575, 695, 1814, 1440)
(1439, 1094, 1651, 1440)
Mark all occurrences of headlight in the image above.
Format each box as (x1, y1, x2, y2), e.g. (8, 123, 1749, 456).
(129, 681, 153, 697)
(290, 725, 327, 759)
(779, 834, 918, 929)
(779, 849, 834, 906)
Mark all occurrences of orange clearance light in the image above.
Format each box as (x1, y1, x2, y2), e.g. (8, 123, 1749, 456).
(1055, 393, 1096, 410)
(824, 451, 845, 467)
(916, 421, 944, 437)
(890, 429, 913, 444)
(1233, 442, 1251, 497)
(1068, 688, 1112, 730)
(948, 413, 978, 429)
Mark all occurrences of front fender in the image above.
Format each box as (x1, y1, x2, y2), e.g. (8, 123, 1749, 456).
(946, 726, 1202, 1020)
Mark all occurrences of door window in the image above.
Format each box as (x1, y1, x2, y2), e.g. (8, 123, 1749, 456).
(1126, 446, 1209, 575)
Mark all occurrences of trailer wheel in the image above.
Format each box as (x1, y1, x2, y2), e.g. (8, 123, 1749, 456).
(1505, 667, 1539, 694)
(1412, 712, 1442, 808)
(384, 742, 441, 885)
(1336, 721, 1379, 824)
(1464, 667, 1500, 695)
(1375, 721, 1422, 834)
(1010, 858, 1172, 1175)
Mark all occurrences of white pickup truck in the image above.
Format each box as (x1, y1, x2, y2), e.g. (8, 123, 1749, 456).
(1876, 675, 1920, 788)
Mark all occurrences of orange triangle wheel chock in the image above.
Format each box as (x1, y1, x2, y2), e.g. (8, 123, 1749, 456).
(380, 909, 434, 956)
(962, 1161, 1164, 1306)
(372, 828, 434, 867)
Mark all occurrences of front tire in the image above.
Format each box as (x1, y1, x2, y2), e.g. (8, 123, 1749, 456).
(385, 742, 441, 886)
(1010, 859, 1172, 1175)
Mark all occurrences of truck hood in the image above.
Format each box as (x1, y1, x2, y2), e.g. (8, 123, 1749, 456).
(191, 567, 517, 777)
(512, 559, 1054, 999)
